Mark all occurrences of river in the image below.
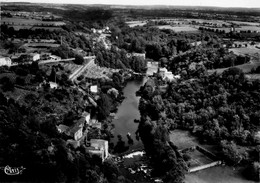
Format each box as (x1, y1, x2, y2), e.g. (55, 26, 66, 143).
(111, 62, 158, 151)
(111, 77, 147, 151)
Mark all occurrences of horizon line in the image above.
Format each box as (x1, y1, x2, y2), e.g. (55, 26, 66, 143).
(2, 1, 260, 9)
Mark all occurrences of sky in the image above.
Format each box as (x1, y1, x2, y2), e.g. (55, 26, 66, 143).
(3, 0, 260, 8)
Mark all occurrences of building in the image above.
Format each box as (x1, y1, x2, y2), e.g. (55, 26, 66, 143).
(40, 52, 52, 60)
(0, 57, 12, 66)
(57, 124, 69, 133)
(49, 82, 58, 89)
(86, 139, 109, 161)
(30, 53, 40, 61)
(49, 55, 61, 61)
(190, 41, 202, 47)
(81, 111, 91, 125)
(132, 52, 146, 59)
(67, 125, 83, 141)
(90, 85, 98, 94)
(126, 52, 146, 60)
(158, 67, 179, 81)
(92, 122, 102, 129)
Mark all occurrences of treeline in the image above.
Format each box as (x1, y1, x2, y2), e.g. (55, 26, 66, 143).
(137, 116, 187, 182)
(168, 47, 250, 78)
(94, 45, 147, 72)
(111, 25, 198, 60)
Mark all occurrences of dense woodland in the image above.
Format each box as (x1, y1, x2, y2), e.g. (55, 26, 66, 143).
(138, 67, 260, 181)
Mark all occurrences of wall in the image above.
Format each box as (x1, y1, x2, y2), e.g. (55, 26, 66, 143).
(189, 161, 222, 173)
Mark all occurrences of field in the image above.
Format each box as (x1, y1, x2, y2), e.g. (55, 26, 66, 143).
(229, 21, 260, 26)
(197, 25, 260, 33)
(208, 62, 260, 75)
(170, 130, 220, 155)
(1, 17, 65, 26)
(12, 25, 33, 30)
(245, 74, 260, 80)
(170, 130, 200, 150)
(156, 25, 198, 32)
(31, 27, 63, 31)
(126, 21, 147, 27)
(230, 46, 260, 56)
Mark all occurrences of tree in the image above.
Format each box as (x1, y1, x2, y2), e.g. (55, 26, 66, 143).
(244, 162, 260, 181)
(97, 93, 112, 120)
(220, 140, 243, 165)
(103, 159, 120, 182)
(1, 77, 15, 92)
(74, 54, 84, 65)
(16, 76, 25, 86)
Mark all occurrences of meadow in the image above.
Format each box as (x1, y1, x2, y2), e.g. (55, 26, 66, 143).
(156, 25, 199, 32)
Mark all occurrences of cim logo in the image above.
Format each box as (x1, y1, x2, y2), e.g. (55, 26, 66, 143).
(0, 165, 26, 175)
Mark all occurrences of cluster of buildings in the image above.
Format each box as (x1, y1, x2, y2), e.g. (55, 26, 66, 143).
(57, 111, 109, 161)
(91, 27, 111, 34)
(158, 67, 180, 81)
(0, 52, 62, 67)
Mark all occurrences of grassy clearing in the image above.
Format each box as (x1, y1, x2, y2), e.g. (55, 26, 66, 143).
(156, 25, 199, 32)
(170, 130, 200, 150)
(170, 130, 220, 155)
(229, 47, 260, 56)
(126, 21, 147, 27)
(208, 62, 260, 75)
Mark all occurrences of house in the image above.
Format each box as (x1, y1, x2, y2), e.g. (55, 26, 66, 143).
(57, 124, 69, 133)
(90, 85, 98, 94)
(49, 82, 58, 89)
(0, 57, 12, 66)
(30, 53, 40, 61)
(89, 118, 99, 126)
(81, 111, 91, 125)
(49, 55, 61, 61)
(158, 67, 179, 81)
(132, 52, 146, 60)
(40, 52, 51, 60)
(158, 67, 168, 78)
(92, 122, 102, 129)
(190, 41, 202, 47)
(126, 52, 146, 60)
(67, 125, 83, 141)
(86, 139, 109, 161)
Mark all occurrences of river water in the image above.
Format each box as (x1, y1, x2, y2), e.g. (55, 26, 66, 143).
(111, 78, 147, 150)
(111, 62, 157, 150)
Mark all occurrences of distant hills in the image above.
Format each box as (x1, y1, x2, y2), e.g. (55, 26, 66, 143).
(2, 2, 260, 11)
